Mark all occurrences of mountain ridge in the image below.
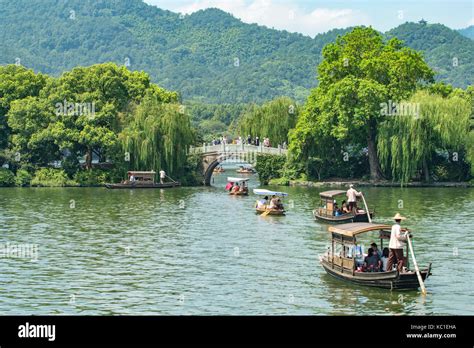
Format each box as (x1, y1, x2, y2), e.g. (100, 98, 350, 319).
(0, 0, 472, 103)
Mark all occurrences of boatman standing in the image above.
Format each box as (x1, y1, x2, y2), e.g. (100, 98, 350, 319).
(159, 169, 166, 184)
(386, 213, 408, 273)
(346, 184, 361, 212)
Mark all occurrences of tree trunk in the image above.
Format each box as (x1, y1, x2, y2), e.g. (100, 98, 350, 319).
(422, 157, 430, 182)
(85, 148, 93, 170)
(367, 123, 384, 181)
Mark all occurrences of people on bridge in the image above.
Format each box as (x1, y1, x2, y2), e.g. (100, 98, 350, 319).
(255, 136, 260, 146)
(247, 135, 252, 145)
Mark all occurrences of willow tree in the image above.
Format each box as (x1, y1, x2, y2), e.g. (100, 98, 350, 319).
(294, 27, 434, 180)
(120, 94, 194, 178)
(377, 91, 471, 183)
(239, 97, 299, 146)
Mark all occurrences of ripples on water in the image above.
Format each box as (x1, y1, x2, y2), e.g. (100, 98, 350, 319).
(0, 171, 473, 315)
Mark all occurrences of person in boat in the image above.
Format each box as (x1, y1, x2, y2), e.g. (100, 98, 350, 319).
(386, 213, 409, 273)
(364, 247, 382, 272)
(341, 200, 350, 214)
(370, 242, 382, 258)
(239, 182, 248, 193)
(346, 184, 361, 212)
(225, 181, 234, 191)
(256, 196, 268, 209)
(160, 169, 166, 184)
(268, 195, 279, 209)
(276, 197, 284, 210)
(380, 247, 389, 271)
(231, 183, 240, 193)
(334, 202, 342, 216)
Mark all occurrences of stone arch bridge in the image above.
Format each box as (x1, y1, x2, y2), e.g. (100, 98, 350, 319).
(189, 144, 288, 185)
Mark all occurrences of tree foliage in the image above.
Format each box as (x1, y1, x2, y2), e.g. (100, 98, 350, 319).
(290, 27, 434, 180)
(378, 90, 472, 183)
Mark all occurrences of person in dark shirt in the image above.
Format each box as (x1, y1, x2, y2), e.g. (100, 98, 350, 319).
(364, 248, 382, 272)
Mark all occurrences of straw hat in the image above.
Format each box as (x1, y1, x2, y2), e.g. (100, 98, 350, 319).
(392, 213, 406, 220)
(349, 184, 354, 188)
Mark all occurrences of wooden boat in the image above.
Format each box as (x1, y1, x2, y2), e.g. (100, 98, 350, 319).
(313, 190, 373, 224)
(227, 177, 249, 196)
(236, 166, 255, 174)
(253, 189, 287, 215)
(214, 166, 225, 173)
(320, 223, 432, 290)
(105, 171, 181, 189)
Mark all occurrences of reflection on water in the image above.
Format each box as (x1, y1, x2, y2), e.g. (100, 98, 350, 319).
(0, 170, 473, 315)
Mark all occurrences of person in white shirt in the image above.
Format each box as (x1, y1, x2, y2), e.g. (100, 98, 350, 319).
(159, 170, 166, 184)
(346, 184, 361, 212)
(386, 213, 408, 272)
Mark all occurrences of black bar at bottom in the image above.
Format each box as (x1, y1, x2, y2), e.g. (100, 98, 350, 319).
(0, 316, 472, 346)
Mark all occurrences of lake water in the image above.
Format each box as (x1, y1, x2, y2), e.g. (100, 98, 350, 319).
(0, 169, 473, 315)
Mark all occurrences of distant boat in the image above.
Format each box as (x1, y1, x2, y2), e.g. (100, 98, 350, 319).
(313, 190, 373, 224)
(214, 166, 225, 173)
(226, 177, 249, 196)
(105, 171, 180, 189)
(236, 165, 255, 174)
(320, 223, 432, 290)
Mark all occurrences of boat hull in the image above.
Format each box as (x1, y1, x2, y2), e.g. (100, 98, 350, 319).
(229, 191, 249, 196)
(105, 182, 181, 189)
(255, 208, 285, 215)
(314, 210, 373, 224)
(320, 258, 431, 290)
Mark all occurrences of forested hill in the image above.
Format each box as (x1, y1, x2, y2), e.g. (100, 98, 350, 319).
(458, 25, 474, 40)
(0, 0, 472, 103)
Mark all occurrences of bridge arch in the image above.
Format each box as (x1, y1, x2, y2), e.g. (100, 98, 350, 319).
(190, 144, 287, 186)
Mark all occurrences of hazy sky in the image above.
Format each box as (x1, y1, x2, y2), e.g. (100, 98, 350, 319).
(144, 0, 474, 37)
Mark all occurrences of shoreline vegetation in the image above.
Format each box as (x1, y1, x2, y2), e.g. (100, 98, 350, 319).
(282, 179, 473, 188)
(1, 28, 473, 188)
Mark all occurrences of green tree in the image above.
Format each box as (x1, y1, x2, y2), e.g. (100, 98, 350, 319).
(377, 91, 471, 183)
(293, 27, 434, 180)
(120, 93, 194, 178)
(239, 97, 299, 146)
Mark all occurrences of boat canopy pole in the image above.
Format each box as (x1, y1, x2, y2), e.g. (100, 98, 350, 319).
(406, 232, 427, 295)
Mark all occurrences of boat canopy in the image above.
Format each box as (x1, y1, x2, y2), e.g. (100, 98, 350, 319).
(227, 177, 250, 182)
(328, 222, 391, 237)
(253, 189, 288, 196)
(128, 171, 156, 175)
(319, 190, 346, 199)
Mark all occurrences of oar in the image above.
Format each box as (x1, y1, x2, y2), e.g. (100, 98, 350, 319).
(360, 192, 372, 223)
(261, 209, 271, 217)
(166, 175, 178, 183)
(406, 232, 427, 295)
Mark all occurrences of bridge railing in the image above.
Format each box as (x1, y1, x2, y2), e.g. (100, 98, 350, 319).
(189, 143, 288, 155)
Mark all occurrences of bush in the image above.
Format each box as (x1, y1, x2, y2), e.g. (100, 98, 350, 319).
(31, 168, 76, 187)
(0, 168, 15, 187)
(73, 169, 110, 186)
(15, 169, 32, 186)
(254, 154, 286, 185)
